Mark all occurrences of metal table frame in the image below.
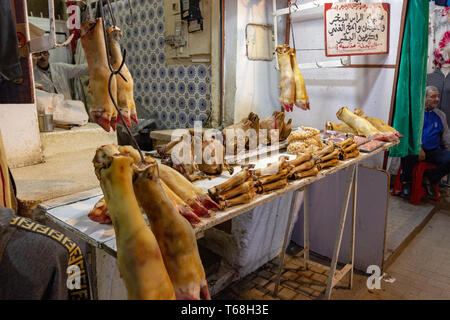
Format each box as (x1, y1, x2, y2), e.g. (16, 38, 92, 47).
(39, 143, 395, 299)
(274, 163, 358, 300)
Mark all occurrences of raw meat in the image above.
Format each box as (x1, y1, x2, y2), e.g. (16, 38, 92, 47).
(133, 158, 211, 300)
(276, 45, 295, 111)
(107, 26, 138, 126)
(80, 19, 118, 132)
(93, 145, 175, 300)
(290, 49, 309, 110)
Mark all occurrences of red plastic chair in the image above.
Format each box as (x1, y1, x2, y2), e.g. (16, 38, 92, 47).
(392, 162, 439, 205)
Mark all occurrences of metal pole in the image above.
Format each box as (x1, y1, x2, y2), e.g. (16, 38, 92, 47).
(349, 165, 358, 288)
(303, 185, 309, 269)
(273, 189, 300, 296)
(324, 164, 356, 299)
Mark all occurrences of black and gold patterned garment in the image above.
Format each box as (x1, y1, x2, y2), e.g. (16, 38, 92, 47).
(0, 207, 90, 300)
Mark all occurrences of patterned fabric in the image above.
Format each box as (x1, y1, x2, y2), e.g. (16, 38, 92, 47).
(102, 0, 212, 130)
(9, 216, 90, 300)
(428, 4, 450, 72)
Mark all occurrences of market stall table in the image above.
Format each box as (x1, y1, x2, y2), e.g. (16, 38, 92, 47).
(38, 141, 397, 299)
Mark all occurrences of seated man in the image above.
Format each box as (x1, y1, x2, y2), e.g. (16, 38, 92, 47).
(401, 86, 450, 198)
(32, 49, 89, 100)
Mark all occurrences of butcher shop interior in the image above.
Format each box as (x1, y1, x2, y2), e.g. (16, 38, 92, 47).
(0, 0, 449, 303)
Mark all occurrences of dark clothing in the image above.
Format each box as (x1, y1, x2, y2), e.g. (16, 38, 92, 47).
(401, 148, 450, 185)
(422, 110, 443, 150)
(0, 207, 90, 300)
(427, 69, 450, 127)
(400, 106, 450, 186)
(0, 0, 22, 82)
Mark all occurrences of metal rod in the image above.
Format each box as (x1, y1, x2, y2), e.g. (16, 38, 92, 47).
(324, 164, 356, 299)
(303, 184, 309, 270)
(274, 189, 300, 296)
(349, 165, 358, 289)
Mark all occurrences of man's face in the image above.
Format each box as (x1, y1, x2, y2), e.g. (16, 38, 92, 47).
(425, 90, 440, 111)
(32, 51, 50, 69)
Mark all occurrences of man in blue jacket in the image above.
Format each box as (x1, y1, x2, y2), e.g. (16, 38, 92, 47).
(401, 86, 450, 198)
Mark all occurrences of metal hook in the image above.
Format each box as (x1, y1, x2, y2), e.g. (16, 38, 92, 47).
(315, 60, 322, 68)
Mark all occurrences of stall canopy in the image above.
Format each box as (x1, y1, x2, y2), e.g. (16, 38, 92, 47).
(390, 0, 430, 157)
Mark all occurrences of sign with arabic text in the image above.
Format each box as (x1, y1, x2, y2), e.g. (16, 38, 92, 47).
(324, 2, 390, 56)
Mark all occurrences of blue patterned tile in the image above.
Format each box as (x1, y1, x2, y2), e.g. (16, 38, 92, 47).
(178, 112, 187, 124)
(177, 66, 186, 78)
(149, 23, 155, 35)
(142, 53, 149, 65)
(158, 37, 165, 49)
(188, 98, 196, 111)
(187, 66, 196, 79)
(157, 6, 163, 18)
(159, 82, 167, 93)
(187, 82, 196, 94)
(188, 114, 197, 126)
(169, 112, 177, 122)
(111, 0, 211, 129)
(150, 53, 157, 64)
(169, 97, 176, 108)
(149, 39, 156, 50)
(178, 97, 186, 110)
(198, 65, 207, 78)
(159, 68, 166, 78)
(177, 82, 186, 94)
(198, 82, 207, 95)
(199, 98, 207, 111)
(135, 82, 143, 93)
(168, 82, 176, 94)
(158, 53, 165, 64)
(160, 111, 167, 121)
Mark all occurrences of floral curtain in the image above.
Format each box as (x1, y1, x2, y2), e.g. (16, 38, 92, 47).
(428, 2, 450, 73)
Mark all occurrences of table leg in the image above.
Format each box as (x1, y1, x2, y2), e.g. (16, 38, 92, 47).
(349, 165, 358, 289)
(324, 165, 356, 300)
(304, 185, 309, 270)
(273, 189, 300, 296)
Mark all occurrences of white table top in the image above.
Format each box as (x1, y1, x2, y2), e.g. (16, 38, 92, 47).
(41, 141, 397, 257)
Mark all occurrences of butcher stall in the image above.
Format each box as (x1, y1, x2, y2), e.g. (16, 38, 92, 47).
(1, 0, 412, 301)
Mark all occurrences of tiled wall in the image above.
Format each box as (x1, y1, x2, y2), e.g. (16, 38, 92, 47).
(105, 0, 212, 130)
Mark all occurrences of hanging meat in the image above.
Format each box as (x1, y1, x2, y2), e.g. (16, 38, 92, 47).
(93, 145, 175, 300)
(290, 48, 310, 110)
(80, 18, 118, 132)
(133, 157, 211, 300)
(107, 26, 138, 126)
(276, 45, 295, 112)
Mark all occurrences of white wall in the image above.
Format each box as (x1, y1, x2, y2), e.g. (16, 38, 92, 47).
(225, 0, 405, 167)
(224, 0, 286, 126)
(289, 0, 404, 130)
(0, 104, 43, 168)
